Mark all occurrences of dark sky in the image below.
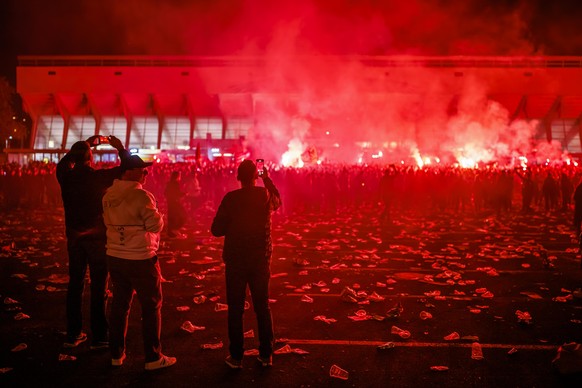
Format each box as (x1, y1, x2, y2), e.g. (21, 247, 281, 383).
(2, 0, 582, 85)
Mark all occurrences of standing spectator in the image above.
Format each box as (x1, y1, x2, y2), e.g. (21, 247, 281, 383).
(516, 169, 536, 213)
(164, 171, 186, 238)
(102, 155, 176, 370)
(560, 171, 574, 211)
(379, 166, 396, 223)
(56, 135, 128, 348)
(211, 160, 281, 369)
(498, 170, 514, 214)
(185, 170, 203, 214)
(542, 171, 559, 212)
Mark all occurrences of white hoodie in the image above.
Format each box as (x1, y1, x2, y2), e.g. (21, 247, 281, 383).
(102, 179, 164, 260)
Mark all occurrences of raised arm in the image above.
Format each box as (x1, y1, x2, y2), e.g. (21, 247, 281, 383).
(260, 167, 282, 212)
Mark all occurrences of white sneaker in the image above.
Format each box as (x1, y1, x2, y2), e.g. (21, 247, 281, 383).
(145, 355, 177, 370)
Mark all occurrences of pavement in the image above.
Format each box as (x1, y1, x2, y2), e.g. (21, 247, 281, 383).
(1, 205, 582, 387)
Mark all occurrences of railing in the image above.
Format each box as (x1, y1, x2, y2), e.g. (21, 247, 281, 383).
(17, 55, 582, 69)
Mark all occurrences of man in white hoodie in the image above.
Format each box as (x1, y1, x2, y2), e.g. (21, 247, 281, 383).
(102, 155, 176, 370)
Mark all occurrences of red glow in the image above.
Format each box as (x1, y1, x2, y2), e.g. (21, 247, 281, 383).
(13, 1, 582, 166)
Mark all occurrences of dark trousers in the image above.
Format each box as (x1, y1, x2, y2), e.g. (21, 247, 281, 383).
(66, 237, 108, 341)
(225, 259, 273, 360)
(107, 255, 163, 362)
(167, 202, 185, 233)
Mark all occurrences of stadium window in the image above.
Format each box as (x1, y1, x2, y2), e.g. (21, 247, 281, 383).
(65, 116, 96, 149)
(35, 115, 64, 149)
(129, 116, 159, 149)
(553, 119, 581, 153)
(102, 116, 128, 143)
(195, 117, 222, 139)
(225, 117, 252, 139)
(161, 116, 191, 149)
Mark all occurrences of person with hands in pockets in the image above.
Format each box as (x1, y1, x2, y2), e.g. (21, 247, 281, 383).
(102, 154, 176, 370)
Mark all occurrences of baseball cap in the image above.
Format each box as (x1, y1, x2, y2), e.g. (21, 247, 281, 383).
(121, 155, 153, 171)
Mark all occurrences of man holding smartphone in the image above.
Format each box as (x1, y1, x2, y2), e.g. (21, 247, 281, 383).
(56, 135, 129, 349)
(211, 159, 281, 369)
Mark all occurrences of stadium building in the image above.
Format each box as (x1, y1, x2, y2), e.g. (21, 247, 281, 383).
(8, 55, 582, 165)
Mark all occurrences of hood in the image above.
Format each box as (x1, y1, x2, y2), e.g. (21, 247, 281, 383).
(104, 179, 142, 207)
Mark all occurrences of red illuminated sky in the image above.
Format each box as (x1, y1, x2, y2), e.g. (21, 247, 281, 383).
(2, 0, 582, 83)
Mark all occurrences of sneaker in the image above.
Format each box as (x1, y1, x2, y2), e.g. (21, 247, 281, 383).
(257, 355, 272, 367)
(63, 332, 88, 348)
(90, 341, 109, 350)
(111, 353, 126, 367)
(224, 355, 243, 369)
(145, 355, 177, 371)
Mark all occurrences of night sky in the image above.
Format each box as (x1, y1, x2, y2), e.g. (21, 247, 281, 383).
(2, 0, 582, 85)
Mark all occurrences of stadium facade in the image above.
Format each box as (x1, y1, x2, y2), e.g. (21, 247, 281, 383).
(8, 55, 582, 164)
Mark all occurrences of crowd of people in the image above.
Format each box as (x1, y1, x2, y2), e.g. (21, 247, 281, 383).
(0, 161, 60, 210)
(2, 158, 582, 220)
(3, 145, 582, 371)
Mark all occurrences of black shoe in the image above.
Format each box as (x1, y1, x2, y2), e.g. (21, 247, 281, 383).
(90, 341, 109, 350)
(225, 356, 243, 369)
(257, 355, 272, 367)
(112, 353, 126, 367)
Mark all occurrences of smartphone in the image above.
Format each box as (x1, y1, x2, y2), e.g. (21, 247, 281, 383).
(98, 136, 109, 145)
(256, 159, 264, 176)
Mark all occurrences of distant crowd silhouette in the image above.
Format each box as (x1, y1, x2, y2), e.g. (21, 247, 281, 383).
(1, 159, 580, 218)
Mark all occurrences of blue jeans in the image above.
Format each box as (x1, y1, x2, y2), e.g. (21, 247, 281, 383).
(107, 255, 163, 362)
(66, 237, 108, 342)
(225, 259, 273, 360)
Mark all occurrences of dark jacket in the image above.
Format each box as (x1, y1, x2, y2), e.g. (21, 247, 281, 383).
(211, 177, 281, 264)
(56, 150, 129, 240)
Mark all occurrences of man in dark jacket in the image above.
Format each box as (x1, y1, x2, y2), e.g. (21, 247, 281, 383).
(211, 159, 281, 369)
(56, 135, 128, 348)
